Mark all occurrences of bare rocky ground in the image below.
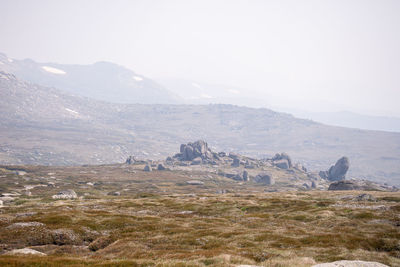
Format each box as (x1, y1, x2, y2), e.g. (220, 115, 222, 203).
(0, 160, 399, 267)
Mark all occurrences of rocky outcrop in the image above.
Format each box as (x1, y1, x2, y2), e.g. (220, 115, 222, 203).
(312, 260, 389, 267)
(272, 153, 292, 169)
(5, 248, 46, 256)
(327, 157, 350, 181)
(52, 189, 77, 199)
(328, 180, 397, 191)
(254, 173, 275, 185)
(175, 140, 214, 161)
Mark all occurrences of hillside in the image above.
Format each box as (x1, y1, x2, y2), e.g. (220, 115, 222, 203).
(0, 71, 400, 185)
(0, 53, 180, 104)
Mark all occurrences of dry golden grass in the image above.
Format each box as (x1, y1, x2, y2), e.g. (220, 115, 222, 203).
(0, 165, 399, 266)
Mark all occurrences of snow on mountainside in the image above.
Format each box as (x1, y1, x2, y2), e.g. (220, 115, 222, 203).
(0, 52, 181, 104)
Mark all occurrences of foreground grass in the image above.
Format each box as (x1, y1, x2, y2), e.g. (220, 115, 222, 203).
(1, 191, 399, 266)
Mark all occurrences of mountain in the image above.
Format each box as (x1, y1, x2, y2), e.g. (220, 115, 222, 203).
(0, 52, 180, 104)
(1, 71, 400, 186)
(157, 78, 270, 107)
(276, 109, 400, 133)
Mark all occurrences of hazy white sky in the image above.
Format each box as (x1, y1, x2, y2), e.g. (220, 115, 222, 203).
(1, 0, 399, 116)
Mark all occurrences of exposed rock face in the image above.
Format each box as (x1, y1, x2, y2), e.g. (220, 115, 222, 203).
(125, 156, 136, 164)
(254, 173, 275, 185)
(327, 157, 350, 181)
(186, 180, 204, 185)
(355, 193, 376, 201)
(52, 189, 77, 199)
(5, 248, 46, 256)
(176, 140, 213, 161)
(51, 229, 81, 245)
(328, 180, 397, 191)
(144, 165, 152, 172)
(312, 260, 389, 267)
(272, 153, 292, 169)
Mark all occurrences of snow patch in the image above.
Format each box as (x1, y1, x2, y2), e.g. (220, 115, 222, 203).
(192, 82, 202, 89)
(228, 89, 240, 94)
(133, 76, 143, 81)
(7, 58, 13, 63)
(200, 93, 213, 99)
(65, 108, 79, 115)
(0, 61, 4, 65)
(42, 66, 66, 75)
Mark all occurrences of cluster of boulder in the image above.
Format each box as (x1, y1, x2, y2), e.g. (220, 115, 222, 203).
(173, 140, 219, 164)
(124, 140, 397, 192)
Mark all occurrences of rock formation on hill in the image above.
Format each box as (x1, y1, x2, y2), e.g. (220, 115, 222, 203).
(328, 180, 397, 191)
(272, 153, 292, 169)
(174, 140, 216, 162)
(319, 157, 350, 181)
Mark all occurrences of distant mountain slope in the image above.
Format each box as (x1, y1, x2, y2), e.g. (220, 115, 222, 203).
(0, 71, 400, 186)
(275, 108, 400, 133)
(0, 52, 181, 104)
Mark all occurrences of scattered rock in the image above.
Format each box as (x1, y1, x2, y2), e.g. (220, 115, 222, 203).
(231, 158, 240, 167)
(51, 229, 81, 245)
(274, 159, 290, 169)
(328, 180, 396, 191)
(191, 157, 203, 165)
(272, 153, 292, 168)
(242, 170, 249, 181)
(327, 157, 350, 181)
(254, 173, 275, 185)
(88, 235, 114, 251)
(52, 189, 77, 199)
(125, 156, 136, 164)
(355, 193, 376, 201)
(319, 170, 329, 179)
(7, 222, 45, 229)
(312, 260, 389, 267)
(144, 165, 152, 172)
(107, 191, 121, 196)
(5, 248, 46, 256)
(157, 163, 166, 170)
(311, 181, 317, 189)
(186, 180, 204, 185)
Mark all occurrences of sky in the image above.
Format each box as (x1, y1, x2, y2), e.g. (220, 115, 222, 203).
(1, 0, 400, 116)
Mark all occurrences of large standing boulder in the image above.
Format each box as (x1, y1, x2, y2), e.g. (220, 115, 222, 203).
(327, 157, 350, 181)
